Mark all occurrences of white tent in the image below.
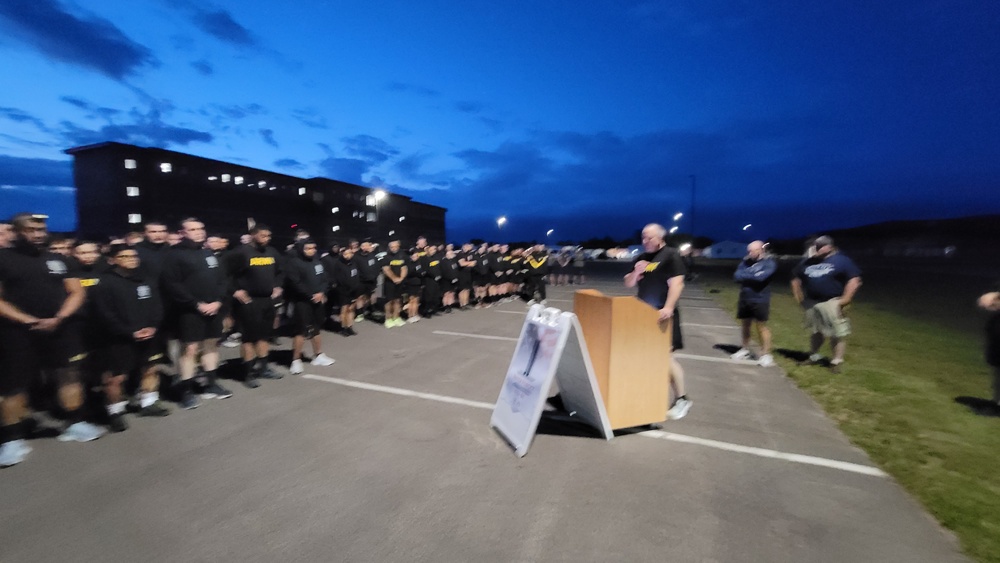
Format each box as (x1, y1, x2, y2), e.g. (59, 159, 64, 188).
(702, 240, 745, 259)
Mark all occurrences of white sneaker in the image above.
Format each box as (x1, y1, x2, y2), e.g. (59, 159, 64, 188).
(311, 353, 335, 366)
(290, 359, 304, 375)
(0, 439, 32, 467)
(527, 299, 536, 306)
(57, 421, 107, 443)
(731, 348, 753, 361)
(407, 315, 422, 324)
(668, 397, 692, 420)
(758, 354, 775, 367)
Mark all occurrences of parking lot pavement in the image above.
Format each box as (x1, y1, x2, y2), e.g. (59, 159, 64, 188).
(0, 270, 967, 562)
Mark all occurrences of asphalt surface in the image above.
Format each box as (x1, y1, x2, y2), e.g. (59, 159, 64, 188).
(0, 268, 968, 562)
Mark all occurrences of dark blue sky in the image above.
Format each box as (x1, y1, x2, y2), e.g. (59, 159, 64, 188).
(0, 0, 997, 243)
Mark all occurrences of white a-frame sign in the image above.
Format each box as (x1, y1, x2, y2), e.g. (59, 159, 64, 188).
(490, 304, 613, 457)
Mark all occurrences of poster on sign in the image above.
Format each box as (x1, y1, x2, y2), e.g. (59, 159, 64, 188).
(491, 305, 612, 457)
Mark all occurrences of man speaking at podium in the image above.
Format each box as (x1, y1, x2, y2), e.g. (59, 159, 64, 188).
(624, 223, 692, 420)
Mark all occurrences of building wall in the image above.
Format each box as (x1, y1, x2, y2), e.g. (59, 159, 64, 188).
(66, 142, 447, 248)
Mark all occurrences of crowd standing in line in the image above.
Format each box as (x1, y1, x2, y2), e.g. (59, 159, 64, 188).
(0, 213, 555, 467)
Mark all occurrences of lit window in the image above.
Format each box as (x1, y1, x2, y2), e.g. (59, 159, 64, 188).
(126, 186, 140, 197)
(332, 225, 340, 232)
(128, 213, 142, 224)
(269, 187, 276, 191)
(366, 212, 376, 222)
(298, 187, 306, 196)
(222, 174, 231, 183)
(208, 176, 218, 181)
(160, 163, 172, 173)
(258, 181, 266, 188)
(352, 211, 359, 218)
(365, 195, 376, 206)
(399, 216, 405, 222)
(331, 207, 339, 214)
(124, 159, 137, 169)
(388, 230, 395, 236)
(235, 176, 244, 185)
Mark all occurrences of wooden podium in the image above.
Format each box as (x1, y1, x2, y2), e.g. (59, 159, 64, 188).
(573, 290, 672, 429)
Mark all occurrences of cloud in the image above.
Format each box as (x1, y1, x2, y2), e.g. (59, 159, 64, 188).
(0, 155, 73, 187)
(454, 100, 486, 114)
(190, 7, 256, 47)
(206, 103, 266, 120)
(385, 82, 441, 97)
(0, 0, 158, 80)
(274, 158, 304, 170)
(58, 96, 121, 120)
(291, 108, 329, 129)
(260, 128, 278, 148)
(0, 106, 50, 132)
(318, 157, 368, 185)
(60, 108, 213, 148)
(341, 135, 399, 166)
(190, 59, 213, 75)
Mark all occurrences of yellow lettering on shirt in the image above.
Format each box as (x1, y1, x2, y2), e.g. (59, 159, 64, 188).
(528, 257, 547, 268)
(429, 260, 440, 267)
(389, 259, 405, 266)
(249, 257, 276, 266)
(644, 262, 659, 273)
(80, 278, 99, 287)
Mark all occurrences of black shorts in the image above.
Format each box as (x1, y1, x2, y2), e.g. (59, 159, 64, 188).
(0, 323, 74, 395)
(440, 278, 457, 294)
(491, 272, 507, 284)
(405, 279, 423, 299)
(290, 301, 325, 338)
(335, 286, 359, 307)
(737, 300, 770, 322)
(359, 280, 377, 297)
(473, 273, 489, 288)
(457, 271, 473, 291)
(383, 280, 404, 301)
(177, 310, 225, 343)
(106, 337, 166, 375)
(671, 308, 684, 351)
(234, 298, 276, 342)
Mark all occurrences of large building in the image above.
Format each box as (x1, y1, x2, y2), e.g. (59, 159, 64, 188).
(65, 142, 446, 247)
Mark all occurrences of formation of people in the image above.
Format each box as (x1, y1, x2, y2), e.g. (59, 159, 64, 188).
(0, 213, 557, 468)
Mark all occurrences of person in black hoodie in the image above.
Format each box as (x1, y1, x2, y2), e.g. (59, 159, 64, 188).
(160, 217, 230, 409)
(227, 224, 285, 387)
(92, 244, 171, 432)
(404, 247, 425, 323)
(285, 239, 335, 374)
(423, 245, 443, 317)
(353, 240, 380, 322)
(331, 245, 361, 336)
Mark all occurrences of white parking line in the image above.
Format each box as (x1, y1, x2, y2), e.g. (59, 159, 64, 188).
(682, 323, 741, 329)
(302, 374, 885, 477)
(433, 330, 519, 342)
(673, 352, 759, 365)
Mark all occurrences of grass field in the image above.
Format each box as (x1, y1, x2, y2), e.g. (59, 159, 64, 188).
(695, 260, 1000, 563)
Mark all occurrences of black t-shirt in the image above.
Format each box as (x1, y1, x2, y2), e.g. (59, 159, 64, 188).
(383, 250, 407, 279)
(0, 241, 73, 320)
(633, 246, 686, 309)
(792, 252, 862, 305)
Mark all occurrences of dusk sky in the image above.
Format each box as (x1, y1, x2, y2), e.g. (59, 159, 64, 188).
(0, 0, 997, 243)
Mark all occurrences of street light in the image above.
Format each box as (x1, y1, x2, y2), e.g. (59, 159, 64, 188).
(673, 212, 683, 222)
(374, 189, 387, 201)
(742, 223, 752, 231)
(497, 216, 507, 228)
(669, 226, 679, 234)
(546, 229, 554, 237)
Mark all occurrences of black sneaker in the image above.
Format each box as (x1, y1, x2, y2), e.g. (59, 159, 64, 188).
(138, 401, 172, 417)
(201, 381, 234, 400)
(259, 365, 283, 380)
(108, 414, 128, 433)
(179, 391, 201, 410)
(243, 374, 262, 389)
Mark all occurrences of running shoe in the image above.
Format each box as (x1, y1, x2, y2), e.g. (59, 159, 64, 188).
(290, 359, 304, 375)
(0, 439, 32, 467)
(57, 421, 107, 442)
(667, 397, 692, 420)
(757, 354, 776, 367)
(311, 353, 336, 366)
(730, 348, 753, 361)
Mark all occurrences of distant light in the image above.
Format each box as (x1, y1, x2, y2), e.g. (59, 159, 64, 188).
(298, 187, 306, 195)
(159, 162, 172, 173)
(235, 176, 244, 185)
(221, 174, 231, 183)
(497, 216, 507, 227)
(332, 225, 340, 232)
(680, 243, 691, 252)
(546, 229, 554, 236)
(126, 186, 140, 197)
(291, 224, 298, 228)
(269, 187, 276, 191)
(669, 226, 679, 234)
(331, 207, 339, 214)
(399, 216, 405, 222)
(124, 159, 137, 170)
(374, 189, 387, 201)
(743, 224, 752, 231)
(128, 213, 142, 224)
(258, 181, 266, 188)
(673, 212, 683, 221)
(208, 176, 218, 181)
(388, 230, 395, 236)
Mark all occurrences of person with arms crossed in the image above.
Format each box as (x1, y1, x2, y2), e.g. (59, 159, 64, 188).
(731, 240, 778, 367)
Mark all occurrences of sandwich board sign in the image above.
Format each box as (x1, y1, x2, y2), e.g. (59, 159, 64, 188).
(490, 304, 613, 457)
